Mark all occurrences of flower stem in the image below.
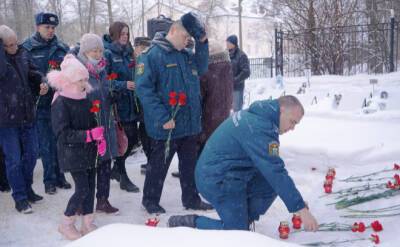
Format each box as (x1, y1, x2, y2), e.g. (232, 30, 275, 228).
(340, 168, 393, 182)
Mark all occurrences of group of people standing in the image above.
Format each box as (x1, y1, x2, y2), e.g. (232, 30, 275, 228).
(0, 10, 257, 240)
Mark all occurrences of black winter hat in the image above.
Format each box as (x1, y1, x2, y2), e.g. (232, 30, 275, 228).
(134, 37, 151, 47)
(180, 12, 205, 40)
(35, 12, 59, 26)
(226, 35, 238, 47)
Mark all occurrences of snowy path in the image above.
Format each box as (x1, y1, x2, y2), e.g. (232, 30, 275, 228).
(1, 73, 400, 246)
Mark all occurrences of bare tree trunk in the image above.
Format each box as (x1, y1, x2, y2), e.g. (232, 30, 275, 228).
(306, 0, 320, 75)
(107, 0, 113, 26)
(93, 0, 97, 33)
(86, 0, 95, 33)
(77, 0, 84, 35)
(12, 0, 23, 38)
(24, 0, 35, 35)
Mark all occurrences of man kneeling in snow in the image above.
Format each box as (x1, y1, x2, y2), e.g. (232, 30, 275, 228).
(168, 95, 319, 231)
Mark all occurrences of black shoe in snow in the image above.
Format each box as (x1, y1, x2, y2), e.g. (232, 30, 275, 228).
(168, 214, 198, 228)
(120, 173, 140, 192)
(0, 182, 10, 192)
(171, 171, 180, 178)
(110, 165, 121, 182)
(185, 201, 213, 211)
(27, 189, 43, 203)
(45, 184, 57, 195)
(56, 178, 72, 189)
(15, 200, 33, 214)
(143, 203, 166, 214)
(140, 164, 147, 175)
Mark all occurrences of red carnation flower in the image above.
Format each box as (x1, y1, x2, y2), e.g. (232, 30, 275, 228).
(169, 91, 177, 98)
(178, 92, 187, 106)
(370, 234, 380, 244)
(371, 220, 383, 232)
(394, 174, 400, 184)
(351, 223, 358, 232)
(394, 163, 400, 170)
(169, 97, 178, 106)
(357, 222, 366, 232)
(107, 73, 118, 80)
(90, 106, 100, 113)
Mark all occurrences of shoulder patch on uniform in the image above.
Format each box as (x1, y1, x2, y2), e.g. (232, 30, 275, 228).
(136, 63, 145, 75)
(268, 142, 279, 156)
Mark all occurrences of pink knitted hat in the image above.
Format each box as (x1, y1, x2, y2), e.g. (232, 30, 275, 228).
(47, 54, 92, 101)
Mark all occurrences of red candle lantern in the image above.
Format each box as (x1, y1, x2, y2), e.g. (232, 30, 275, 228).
(324, 181, 332, 193)
(291, 213, 302, 229)
(328, 168, 336, 177)
(278, 221, 290, 239)
(326, 171, 335, 182)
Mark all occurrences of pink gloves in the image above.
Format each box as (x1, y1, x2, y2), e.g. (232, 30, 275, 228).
(97, 139, 107, 156)
(86, 127, 104, 143)
(85, 127, 106, 157)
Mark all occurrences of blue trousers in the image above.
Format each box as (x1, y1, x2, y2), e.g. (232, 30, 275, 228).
(0, 124, 38, 202)
(233, 89, 244, 112)
(195, 172, 277, 230)
(36, 117, 65, 186)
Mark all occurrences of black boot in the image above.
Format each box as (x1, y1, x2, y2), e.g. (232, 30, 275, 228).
(185, 201, 213, 211)
(0, 182, 10, 192)
(168, 214, 198, 228)
(27, 189, 43, 203)
(140, 164, 147, 175)
(110, 164, 121, 182)
(171, 171, 180, 178)
(120, 173, 140, 192)
(56, 177, 72, 189)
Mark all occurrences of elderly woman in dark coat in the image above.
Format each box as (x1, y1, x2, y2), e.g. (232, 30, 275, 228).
(198, 39, 234, 153)
(0, 25, 45, 213)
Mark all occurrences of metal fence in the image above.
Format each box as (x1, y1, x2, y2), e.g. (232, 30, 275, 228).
(248, 57, 273, 79)
(275, 20, 400, 77)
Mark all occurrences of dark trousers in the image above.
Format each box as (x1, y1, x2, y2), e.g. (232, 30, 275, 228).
(142, 135, 201, 207)
(96, 159, 111, 200)
(65, 168, 96, 216)
(114, 121, 138, 174)
(36, 117, 66, 186)
(139, 121, 151, 159)
(0, 147, 9, 188)
(0, 124, 38, 202)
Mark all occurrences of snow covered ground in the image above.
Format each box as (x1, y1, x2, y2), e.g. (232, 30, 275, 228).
(1, 72, 399, 247)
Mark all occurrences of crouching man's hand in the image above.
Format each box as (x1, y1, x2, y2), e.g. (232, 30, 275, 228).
(297, 207, 318, 232)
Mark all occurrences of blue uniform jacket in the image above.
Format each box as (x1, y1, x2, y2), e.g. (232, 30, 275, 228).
(135, 32, 208, 140)
(196, 99, 306, 213)
(103, 34, 138, 123)
(22, 33, 69, 119)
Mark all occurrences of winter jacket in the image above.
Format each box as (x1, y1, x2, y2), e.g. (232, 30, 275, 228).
(77, 54, 118, 161)
(0, 41, 43, 128)
(52, 96, 97, 173)
(229, 47, 250, 91)
(22, 33, 69, 119)
(199, 50, 233, 145)
(196, 99, 306, 213)
(103, 34, 138, 123)
(135, 32, 208, 140)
